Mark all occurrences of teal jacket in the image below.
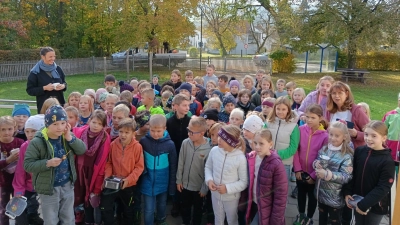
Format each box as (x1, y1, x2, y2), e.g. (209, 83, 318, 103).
(24, 128, 86, 195)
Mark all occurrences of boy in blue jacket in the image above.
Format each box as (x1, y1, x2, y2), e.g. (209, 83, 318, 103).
(139, 114, 177, 225)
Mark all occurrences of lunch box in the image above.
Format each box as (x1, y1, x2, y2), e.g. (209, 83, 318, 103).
(5, 196, 27, 219)
(104, 176, 123, 190)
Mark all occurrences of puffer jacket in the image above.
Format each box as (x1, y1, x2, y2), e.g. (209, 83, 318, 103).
(139, 131, 177, 196)
(245, 151, 287, 225)
(204, 146, 248, 201)
(314, 145, 353, 208)
(24, 128, 86, 195)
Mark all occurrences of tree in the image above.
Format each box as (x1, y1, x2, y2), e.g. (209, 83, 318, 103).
(0, 0, 27, 49)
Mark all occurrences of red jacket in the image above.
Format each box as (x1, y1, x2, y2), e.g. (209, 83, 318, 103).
(73, 126, 111, 198)
(245, 151, 288, 225)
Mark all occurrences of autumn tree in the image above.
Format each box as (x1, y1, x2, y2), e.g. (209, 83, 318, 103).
(0, 0, 26, 49)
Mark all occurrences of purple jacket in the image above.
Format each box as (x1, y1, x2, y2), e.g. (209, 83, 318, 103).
(298, 90, 328, 118)
(293, 125, 329, 180)
(245, 151, 288, 225)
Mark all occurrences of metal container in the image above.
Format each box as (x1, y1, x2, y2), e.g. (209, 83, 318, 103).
(5, 196, 27, 219)
(104, 176, 123, 190)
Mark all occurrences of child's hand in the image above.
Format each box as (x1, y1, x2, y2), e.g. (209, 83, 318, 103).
(122, 179, 129, 189)
(314, 160, 322, 169)
(6, 152, 19, 164)
(208, 180, 217, 191)
(307, 178, 315, 184)
(199, 192, 206, 197)
(217, 184, 227, 194)
(316, 168, 327, 179)
(64, 123, 72, 141)
(47, 158, 62, 167)
(295, 172, 302, 180)
(177, 184, 183, 192)
(345, 195, 354, 209)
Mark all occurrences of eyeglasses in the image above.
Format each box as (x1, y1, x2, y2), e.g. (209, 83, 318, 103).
(186, 127, 202, 136)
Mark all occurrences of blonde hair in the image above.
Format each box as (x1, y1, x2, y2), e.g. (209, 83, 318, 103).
(230, 108, 244, 120)
(189, 117, 208, 132)
(194, 76, 204, 85)
(209, 122, 224, 137)
(118, 118, 137, 132)
(254, 129, 273, 143)
(206, 64, 215, 70)
(327, 121, 353, 156)
(242, 75, 254, 87)
(138, 82, 151, 91)
(79, 95, 94, 113)
(293, 88, 306, 102)
(259, 76, 275, 92)
(41, 98, 60, 114)
(185, 70, 194, 77)
(120, 90, 133, 103)
(105, 94, 119, 102)
(206, 80, 217, 89)
(171, 69, 182, 82)
(277, 79, 286, 85)
(142, 88, 155, 98)
(267, 96, 296, 122)
(112, 104, 130, 117)
(316, 76, 335, 90)
(172, 94, 190, 105)
(327, 81, 355, 114)
(67, 92, 82, 103)
(130, 79, 138, 88)
(65, 106, 79, 118)
(285, 81, 296, 89)
(0, 116, 17, 132)
(203, 97, 222, 111)
(365, 120, 388, 137)
(149, 114, 166, 127)
(357, 102, 371, 120)
(221, 124, 246, 152)
(162, 90, 173, 99)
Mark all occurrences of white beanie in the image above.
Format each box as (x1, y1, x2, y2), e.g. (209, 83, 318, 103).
(243, 115, 264, 134)
(25, 114, 45, 131)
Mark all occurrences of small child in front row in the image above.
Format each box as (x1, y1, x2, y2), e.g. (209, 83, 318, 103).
(245, 129, 288, 225)
(24, 105, 86, 225)
(344, 121, 395, 225)
(101, 118, 144, 225)
(140, 115, 177, 225)
(12, 115, 44, 225)
(176, 117, 212, 225)
(313, 121, 353, 225)
(205, 124, 248, 225)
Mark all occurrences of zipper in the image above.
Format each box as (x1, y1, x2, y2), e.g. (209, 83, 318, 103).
(274, 120, 281, 149)
(305, 129, 318, 173)
(120, 145, 125, 177)
(152, 142, 157, 196)
(219, 152, 228, 199)
(361, 150, 372, 196)
(186, 142, 197, 189)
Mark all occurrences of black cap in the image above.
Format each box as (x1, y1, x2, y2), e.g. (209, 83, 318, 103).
(202, 109, 219, 122)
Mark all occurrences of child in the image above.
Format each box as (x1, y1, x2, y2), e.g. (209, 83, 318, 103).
(95, 88, 107, 109)
(134, 110, 151, 141)
(137, 88, 164, 115)
(203, 64, 218, 87)
(104, 74, 117, 88)
(202, 108, 219, 137)
(286, 81, 297, 100)
(357, 102, 371, 121)
(65, 106, 79, 129)
(170, 69, 183, 90)
(0, 116, 24, 225)
(206, 80, 218, 100)
(254, 69, 266, 88)
(84, 89, 96, 103)
(251, 76, 274, 107)
(226, 80, 240, 102)
(313, 121, 353, 225)
(106, 104, 130, 141)
(176, 117, 212, 225)
(218, 95, 236, 123)
(293, 104, 329, 225)
(73, 110, 111, 224)
(382, 93, 400, 160)
(259, 97, 276, 121)
(218, 75, 230, 93)
(13, 115, 44, 225)
(12, 103, 31, 141)
(245, 129, 288, 225)
(78, 95, 94, 126)
(229, 108, 244, 128)
(24, 105, 86, 225)
(236, 89, 256, 116)
(205, 124, 248, 225)
(66, 92, 82, 109)
(161, 90, 174, 114)
(97, 92, 108, 111)
(133, 82, 151, 107)
(185, 70, 194, 83)
(212, 89, 224, 102)
(194, 83, 207, 107)
(130, 79, 139, 96)
(104, 93, 119, 125)
(120, 90, 137, 116)
(208, 122, 224, 147)
(292, 88, 306, 111)
(253, 90, 275, 112)
(194, 76, 204, 86)
(101, 118, 144, 225)
(140, 115, 177, 225)
(275, 79, 288, 98)
(242, 75, 257, 95)
(242, 115, 264, 153)
(177, 83, 202, 116)
(344, 121, 394, 225)
(40, 97, 60, 114)
(266, 96, 300, 181)
(151, 75, 161, 94)
(203, 97, 222, 112)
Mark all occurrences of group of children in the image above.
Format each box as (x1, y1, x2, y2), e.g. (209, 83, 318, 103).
(0, 65, 397, 225)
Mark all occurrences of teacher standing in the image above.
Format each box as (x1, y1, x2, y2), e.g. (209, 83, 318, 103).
(26, 47, 67, 113)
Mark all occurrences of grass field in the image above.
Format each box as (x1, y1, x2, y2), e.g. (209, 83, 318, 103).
(0, 70, 398, 120)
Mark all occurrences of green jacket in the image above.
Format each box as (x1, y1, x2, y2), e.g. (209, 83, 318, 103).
(24, 128, 86, 195)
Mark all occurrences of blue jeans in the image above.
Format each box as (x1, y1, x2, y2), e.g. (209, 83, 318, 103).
(143, 192, 168, 225)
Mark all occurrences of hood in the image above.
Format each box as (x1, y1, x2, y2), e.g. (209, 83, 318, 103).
(114, 137, 140, 149)
(145, 130, 171, 143)
(188, 137, 211, 151)
(37, 127, 65, 141)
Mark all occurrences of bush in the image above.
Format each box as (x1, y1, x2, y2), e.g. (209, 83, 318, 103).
(270, 50, 296, 73)
(357, 51, 400, 71)
(188, 47, 198, 57)
(0, 48, 61, 61)
(337, 49, 348, 68)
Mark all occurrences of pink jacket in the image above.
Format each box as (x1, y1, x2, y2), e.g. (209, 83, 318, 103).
(326, 104, 369, 149)
(293, 125, 328, 180)
(245, 151, 288, 225)
(12, 141, 33, 196)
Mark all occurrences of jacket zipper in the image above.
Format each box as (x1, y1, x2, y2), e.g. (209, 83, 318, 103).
(120, 145, 125, 177)
(152, 142, 157, 196)
(186, 142, 197, 189)
(361, 150, 372, 196)
(305, 130, 318, 173)
(219, 153, 228, 199)
(274, 120, 281, 149)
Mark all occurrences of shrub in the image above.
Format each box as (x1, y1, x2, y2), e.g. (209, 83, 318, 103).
(270, 50, 296, 73)
(337, 49, 348, 68)
(0, 48, 61, 61)
(188, 47, 198, 57)
(357, 51, 400, 71)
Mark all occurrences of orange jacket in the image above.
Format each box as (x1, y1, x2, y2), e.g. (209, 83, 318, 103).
(105, 138, 144, 188)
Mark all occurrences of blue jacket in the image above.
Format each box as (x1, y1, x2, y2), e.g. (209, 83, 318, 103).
(139, 131, 177, 196)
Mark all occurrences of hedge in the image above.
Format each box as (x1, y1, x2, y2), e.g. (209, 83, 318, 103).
(356, 52, 400, 71)
(270, 50, 296, 73)
(0, 48, 61, 61)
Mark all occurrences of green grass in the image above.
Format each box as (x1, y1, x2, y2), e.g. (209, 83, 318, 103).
(0, 70, 398, 120)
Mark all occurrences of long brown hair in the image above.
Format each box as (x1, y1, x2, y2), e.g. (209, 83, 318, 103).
(305, 104, 328, 129)
(327, 81, 355, 113)
(267, 96, 296, 122)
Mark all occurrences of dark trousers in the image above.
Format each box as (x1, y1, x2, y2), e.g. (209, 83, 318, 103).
(181, 189, 203, 225)
(15, 190, 40, 225)
(342, 206, 353, 225)
(206, 191, 215, 223)
(354, 211, 384, 225)
(318, 202, 342, 225)
(0, 186, 12, 225)
(100, 186, 138, 225)
(296, 180, 317, 218)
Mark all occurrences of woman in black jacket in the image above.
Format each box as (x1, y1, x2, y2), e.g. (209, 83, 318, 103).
(26, 47, 67, 112)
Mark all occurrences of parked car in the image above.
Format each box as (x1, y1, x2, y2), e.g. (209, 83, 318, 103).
(252, 53, 269, 66)
(111, 49, 186, 67)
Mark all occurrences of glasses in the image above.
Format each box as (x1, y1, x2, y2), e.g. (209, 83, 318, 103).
(186, 127, 202, 136)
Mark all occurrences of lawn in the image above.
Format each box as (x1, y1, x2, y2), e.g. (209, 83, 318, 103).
(0, 70, 398, 120)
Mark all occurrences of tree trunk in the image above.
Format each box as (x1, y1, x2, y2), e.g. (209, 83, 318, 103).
(347, 36, 357, 68)
(216, 34, 227, 56)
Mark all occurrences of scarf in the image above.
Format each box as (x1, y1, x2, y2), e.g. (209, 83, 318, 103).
(109, 126, 119, 140)
(81, 127, 105, 157)
(31, 60, 60, 78)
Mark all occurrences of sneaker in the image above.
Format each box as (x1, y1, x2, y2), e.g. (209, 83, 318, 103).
(28, 213, 44, 225)
(293, 213, 306, 225)
(171, 202, 180, 218)
(291, 186, 298, 199)
(302, 217, 313, 225)
(291, 172, 296, 182)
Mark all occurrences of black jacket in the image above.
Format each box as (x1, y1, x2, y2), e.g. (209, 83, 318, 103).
(26, 66, 67, 112)
(343, 145, 395, 214)
(236, 101, 256, 116)
(166, 113, 190, 155)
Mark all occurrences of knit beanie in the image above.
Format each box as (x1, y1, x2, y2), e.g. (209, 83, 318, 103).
(96, 88, 107, 102)
(177, 83, 192, 94)
(243, 115, 264, 134)
(12, 103, 31, 117)
(98, 92, 108, 103)
(262, 98, 275, 108)
(119, 80, 134, 93)
(84, 89, 96, 100)
(25, 114, 45, 131)
(44, 105, 67, 127)
(229, 80, 240, 89)
(222, 95, 236, 107)
(212, 90, 224, 102)
(202, 109, 219, 122)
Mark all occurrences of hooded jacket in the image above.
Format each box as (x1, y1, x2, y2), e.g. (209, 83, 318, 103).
(24, 128, 86, 195)
(139, 131, 177, 196)
(13, 141, 34, 195)
(343, 145, 395, 214)
(297, 90, 328, 118)
(293, 124, 329, 180)
(176, 138, 211, 195)
(382, 107, 400, 160)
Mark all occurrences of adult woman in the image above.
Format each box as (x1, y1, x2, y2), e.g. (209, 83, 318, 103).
(26, 47, 67, 112)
